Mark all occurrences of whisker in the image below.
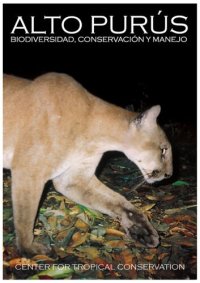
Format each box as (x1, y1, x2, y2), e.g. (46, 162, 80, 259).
(130, 175, 144, 181)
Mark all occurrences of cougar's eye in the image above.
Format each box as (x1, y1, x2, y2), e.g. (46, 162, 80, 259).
(161, 146, 168, 159)
(162, 148, 166, 155)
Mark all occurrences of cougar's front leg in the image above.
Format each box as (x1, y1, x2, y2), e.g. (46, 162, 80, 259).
(11, 169, 51, 256)
(54, 174, 159, 248)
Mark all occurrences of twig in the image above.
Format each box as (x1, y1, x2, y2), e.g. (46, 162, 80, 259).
(165, 205, 197, 214)
(127, 180, 146, 195)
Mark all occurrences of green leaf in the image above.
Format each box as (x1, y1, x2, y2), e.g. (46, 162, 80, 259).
(3, 233, 14, 244)
(3, 208, 13, 221)
(156, 223, 169, 232)
(91, 227, 106, 237)
(38, 214, 51, 231)
(151, 222, 169, 232)
(172, 180, 189, 187)
(77, 204, 103, 219)
(28, 265, 73, 279)
(39, 208, 47, 214)
(62, 227, 76, 247)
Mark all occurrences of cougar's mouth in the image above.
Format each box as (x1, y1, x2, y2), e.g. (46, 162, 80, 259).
(142, 169, 166, 184)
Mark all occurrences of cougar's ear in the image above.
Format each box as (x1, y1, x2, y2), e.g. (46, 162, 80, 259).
(133, 105, 161, 128)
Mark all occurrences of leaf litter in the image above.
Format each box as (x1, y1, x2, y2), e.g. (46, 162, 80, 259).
(3, 126, 197, 279)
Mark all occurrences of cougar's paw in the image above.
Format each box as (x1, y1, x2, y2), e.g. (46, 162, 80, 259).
(18, 242, 53, 257)
(124, 209, 159, 248)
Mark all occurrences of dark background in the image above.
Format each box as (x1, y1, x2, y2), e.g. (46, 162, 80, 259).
(3, 4, 197, 124)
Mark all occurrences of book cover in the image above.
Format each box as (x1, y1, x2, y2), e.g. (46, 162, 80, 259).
(3, 2, 197, 280)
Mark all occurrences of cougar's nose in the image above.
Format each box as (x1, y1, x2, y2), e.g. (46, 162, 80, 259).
(164, 173, 172, 178)
(152, 170, 160, 177)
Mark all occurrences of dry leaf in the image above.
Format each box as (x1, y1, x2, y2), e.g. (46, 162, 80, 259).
(57, 230, 68, 241)
(163, 215, 195, 224)
(165, 205, 197, 214)
(140, 203, 156, 212)
(145, 194, 174, 202)
(162, 195, 175, 201)
(31, 255, 55, 263)
(77, 246, 100, 259)
(178, 240, 195, 247)
(60, 218, 71, 227)
(47, 216, 57, 229)
(170, 227, 194, 237)
(59, 199, 66, 210)
(9, 258, 37, 269)
(158, 253, 169, 261)
(145, 195, 159, 201)
(106, 228, 125, 237)
(34, 229, 42, 236)
(90, 234, 104, 244)
(144, 254, 155, 261)
(105, 240, 126, 248)
(121, 249, 137, 279)
(69, 206, 80, 215)
(70, 231, 88, 247)
(75, 219, 89, 231)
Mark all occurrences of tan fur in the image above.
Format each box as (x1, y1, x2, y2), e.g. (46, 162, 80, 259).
(3, 72, 172, 255)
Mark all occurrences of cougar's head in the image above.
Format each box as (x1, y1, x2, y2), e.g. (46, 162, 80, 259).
(124, 105, 173, 184)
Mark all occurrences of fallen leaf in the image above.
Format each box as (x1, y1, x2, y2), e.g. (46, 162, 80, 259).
(69, 206, 81, 215)
(47, 195, 66, 202)
(179, 240, 195, 247)
(70, 231, 88, 247)
(31, 255, 55, 263)
(120, 249, 137, 279)
(155, 223, 169, 232)
(145, 194, 174, 202)
(163, 235, 196, 247)
(161, 242, 172, 247)
(162, 195, 175, 201)
(47, 216, 57, 230)
(34, 228, 42, 236)
(28, 265, 73, 279)
(184, 224, 197, 234)
(94, 258, 116, 277)
(144, 254, 155, 261)
(77, 204, 103, 219)
(38, 275, 53, 279)
(165, 205, 197, 214)
(9, 258, 37, 269)
(75, 219, 89, 231)
(59, 199, 66, 210)
(169, 227, 183, 235)
(3, 260, 10, 268)
(91, 227, 106, 237)
(169, 227, 194, 237)
(145, 195, 159, 201)
(56, 230, 68, 242)
(96, 270, 104, 279)
(106, 228, 125, 237)
(105, 240, 126, 249)
(3, 208, 13, 221)
(77, 246, 100, 259)
(57, 227, 75, 247)
(44, 209, 65, 217)
(158, 253, 169, 261)
(163, 215, 193, 224)
(90, 234, 104, 244)
(140, 203, 156, 212)
(172, 180, 189, 187)
(60, 218, 71, 227)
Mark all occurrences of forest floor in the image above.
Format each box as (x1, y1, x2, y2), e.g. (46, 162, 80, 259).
(3, 123, 197, 279)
